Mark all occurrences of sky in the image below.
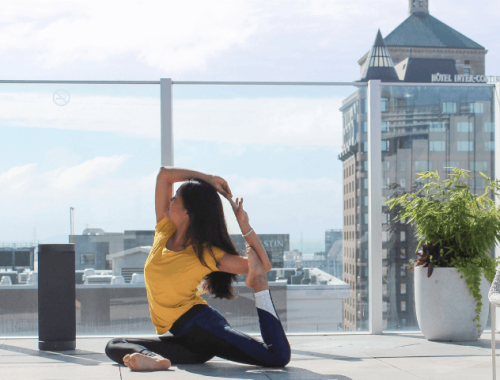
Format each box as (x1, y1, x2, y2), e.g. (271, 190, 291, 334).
(1, 0, 498, 253)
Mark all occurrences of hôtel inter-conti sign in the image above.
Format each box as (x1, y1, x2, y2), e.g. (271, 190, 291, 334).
(432, 73, 500, 84)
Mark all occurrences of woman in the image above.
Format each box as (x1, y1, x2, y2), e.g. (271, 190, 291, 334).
(105, 167, 291, 371)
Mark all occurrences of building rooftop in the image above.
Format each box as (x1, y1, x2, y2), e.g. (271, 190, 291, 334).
(385, 13, 485, 50)
(395, 57, 458, 82)
(0, 333, 497, 379)
(359, 30, 399, 83)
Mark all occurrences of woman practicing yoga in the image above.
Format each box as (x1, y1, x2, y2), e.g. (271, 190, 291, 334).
(105, 167, 291, 371)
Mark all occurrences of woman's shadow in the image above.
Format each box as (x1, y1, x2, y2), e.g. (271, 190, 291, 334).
(177, 362, 352, 379)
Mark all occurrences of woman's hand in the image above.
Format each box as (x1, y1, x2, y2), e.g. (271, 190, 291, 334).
(210, 175, 232, 198)
(227, 197, 250, 228)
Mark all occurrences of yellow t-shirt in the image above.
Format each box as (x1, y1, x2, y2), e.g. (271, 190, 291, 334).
(144, 217, 227, 335)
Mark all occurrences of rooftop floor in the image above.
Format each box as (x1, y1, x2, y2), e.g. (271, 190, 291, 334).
(0, 333, 498, 379)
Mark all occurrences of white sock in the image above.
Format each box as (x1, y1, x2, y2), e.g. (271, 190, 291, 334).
(254, 289, 278, 319)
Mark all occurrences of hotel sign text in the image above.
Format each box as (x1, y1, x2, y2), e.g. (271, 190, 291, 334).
(432, 73, 500, 84)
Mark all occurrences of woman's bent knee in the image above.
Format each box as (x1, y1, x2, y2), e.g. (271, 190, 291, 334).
(105, 338, 126, 362)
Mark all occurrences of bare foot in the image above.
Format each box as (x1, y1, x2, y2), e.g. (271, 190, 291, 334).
(123, 353, 171, 371)
(245, 250, 269, 292)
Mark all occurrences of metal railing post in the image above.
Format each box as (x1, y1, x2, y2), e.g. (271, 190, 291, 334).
(368, 80, 383, 335)
(160, 78, 174, 166)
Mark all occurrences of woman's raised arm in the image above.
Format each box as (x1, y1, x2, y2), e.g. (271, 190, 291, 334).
(225, 197, 272, 272)
(155, 167, 232, 224)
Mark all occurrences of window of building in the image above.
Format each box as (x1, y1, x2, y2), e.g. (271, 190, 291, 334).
(401, 283, 407, 294)
(400, 231, 406, 242)
(381, 140, 390, 152)
(363, 160, 368, 171)
(430, 141, 446, 152)
(457, 141, 473, 152)
(399, 161, 406, 172)
(381, 98, 389, 113)
(364, 195, 368, 206)
(464, 67, 471, 75)
(401, 301, 406, 311)
(400, 178, 406, 188)
(363, 178, 368, 189)
(443, 102, 457, 114)
(364, 214, 368, 224)
(430, 122, 446, 132)
(446, 160, 460, 170)
(471, 161, 488, 172)
(80, 253, 95, 265)
(363, 142, 368, 152)
(381, 121, 388, 132)
(401, 266, 406, 277)
(382, 161, 390, 172)
(383, 284, 388, 296)
(382, 267, 388, 277)
(382, 249, 387, 259)
(486, 141, 495, 152)
(457, 122, 473, 133)
(470, 102, 484, 114)
(484, 122, 494, 133)
(363, 121, 368, 133)
(415, 161, 428, 172)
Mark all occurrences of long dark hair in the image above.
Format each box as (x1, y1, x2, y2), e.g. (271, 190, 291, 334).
(178, 177, 239, 299)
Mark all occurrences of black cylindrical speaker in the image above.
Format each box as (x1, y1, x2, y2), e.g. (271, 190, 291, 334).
(38, 243, 76, 351)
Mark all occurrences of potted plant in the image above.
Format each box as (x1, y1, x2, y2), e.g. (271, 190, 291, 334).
(387, 167, 500, 341)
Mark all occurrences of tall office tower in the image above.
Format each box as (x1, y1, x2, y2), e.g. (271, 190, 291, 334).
(325, 229, 343, 278)
(325, 229, 342, 256)
(338, 2, 489, 332)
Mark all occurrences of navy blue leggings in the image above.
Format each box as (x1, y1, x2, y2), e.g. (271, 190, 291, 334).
(105, 303, 290, 367)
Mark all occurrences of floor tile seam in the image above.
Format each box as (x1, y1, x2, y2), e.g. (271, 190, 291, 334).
(370, 355, 427, 380)
(0, 362, 114, 368)
(0, 352, 110, 363)
(370, 354, 498, 359)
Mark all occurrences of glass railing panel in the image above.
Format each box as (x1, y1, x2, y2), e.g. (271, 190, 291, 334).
(173, 84, 368, 333)
(0, 83, 160, 336)
(379, 84, 495, 332)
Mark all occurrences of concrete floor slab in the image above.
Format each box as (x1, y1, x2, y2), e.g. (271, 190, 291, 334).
(378, 355, 495, 380)
(0, 363, 120, 380)
(0, 334, 497, 380)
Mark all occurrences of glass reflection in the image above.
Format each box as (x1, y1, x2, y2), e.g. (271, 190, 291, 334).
(381, 85, 495, 331)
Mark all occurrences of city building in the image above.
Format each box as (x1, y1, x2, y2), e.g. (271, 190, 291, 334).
(230, 234, 289, 268)
(358, 0, 486, 76)
(74, 226, 289, 272)
(339, 0, 493, 332)
(74, 228, 154, 270)
(325, 229, 342, 256)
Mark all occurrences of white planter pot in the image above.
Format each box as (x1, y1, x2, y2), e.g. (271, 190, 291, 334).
(414, 266, 490, 341)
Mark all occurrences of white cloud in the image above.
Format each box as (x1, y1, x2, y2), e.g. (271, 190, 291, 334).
(0, 0, 497, 81)
(0, 91, 160, 138)
(1, 160, 342, 244)
(174, 97, 345, 147)
(220, 175, 343, 238)
(0, 0, 260, 72)
(1, 91, 346, 147)
(0, 155, 158, 242)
